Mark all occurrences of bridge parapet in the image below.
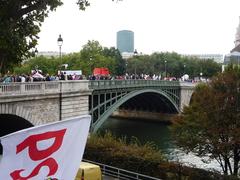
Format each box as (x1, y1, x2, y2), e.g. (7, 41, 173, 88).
(0, 80, 181, 96)
(0, 80, 89, 97)
(89, 80, 180, 89)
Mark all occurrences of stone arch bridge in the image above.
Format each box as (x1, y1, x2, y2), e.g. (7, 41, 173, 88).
(0, 80, 195, 135)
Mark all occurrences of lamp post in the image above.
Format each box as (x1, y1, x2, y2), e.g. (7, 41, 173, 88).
(57, 35, 63, 121)
(183, 64, 186, 75)
(238, 55, 239, 68)
(57, 34, 63, 68)
(164, 60, 167, 79)
(35, 65, 39, 72)
(200, 72, 203, 81)
(89, 56, 93, 76)
(34, 48, 38, 57)
(133, 49, 138, 79)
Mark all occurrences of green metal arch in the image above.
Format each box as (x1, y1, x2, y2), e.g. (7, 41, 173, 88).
(91, 88, 179, 133)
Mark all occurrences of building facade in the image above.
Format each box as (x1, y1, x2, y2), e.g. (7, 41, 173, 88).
(234, 16, 240, 48)
(182, 54, 224, 63)
(224, 16, 240, 65)
(37, 51, 66, 57)
(117, 30, 134, 54)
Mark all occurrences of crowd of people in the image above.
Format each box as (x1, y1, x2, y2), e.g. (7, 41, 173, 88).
(0, 71, 194, 83)
(0, 70, 85, 83)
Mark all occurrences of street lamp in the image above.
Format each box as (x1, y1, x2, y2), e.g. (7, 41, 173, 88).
(35, 65, 39, 71)
(134, 49, 138, 55)
(57, 34, 63, 73)
(133, 49, 138, 79)
(89, 56, 93, 75)
(34, 48, 38, 57)
(238, 55, 239, 68)
(183, 64, 186, 75)
(57, 34, 63, 59)
(164, 60, 167, 79)
(200, 72, 203, 81)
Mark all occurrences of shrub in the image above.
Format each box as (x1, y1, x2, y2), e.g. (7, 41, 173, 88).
(83, 131, 222, 179)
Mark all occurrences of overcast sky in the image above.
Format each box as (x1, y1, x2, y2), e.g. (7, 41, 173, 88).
(37, 0, 240, 55)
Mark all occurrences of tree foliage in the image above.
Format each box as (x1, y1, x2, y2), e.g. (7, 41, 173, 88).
(13, 49, 222, 79)
(0, 0, 120, 74)
(84, 131, 223, 179)
(171, 66, 240, 176)
(79, 40, 116, 75)
(13, 40, 120, 77)
(0, 0, 64, 74)
(126, 52, 221, 78)
(103, 47, 126, 75)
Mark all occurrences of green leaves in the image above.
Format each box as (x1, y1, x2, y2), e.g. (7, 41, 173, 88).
(79, 40, 118, 75)
(77, 0, 90, 10)
(0, 0, 63, 74)
(13, 40, 123, 76)
(126, 52, 221, 78)
(171, 67, 240, 176)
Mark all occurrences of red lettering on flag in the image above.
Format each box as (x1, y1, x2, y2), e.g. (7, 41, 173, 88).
(10, 157, 58, 180)
(16, 129, 66, 161)
(10, 129, 67, 179)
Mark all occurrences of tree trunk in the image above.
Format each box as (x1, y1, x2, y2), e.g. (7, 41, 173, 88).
(226, 158, 233, 175)
(233, 147, 239, 176)
(224, 157, 228, 175)
(0, 53, 7, 74)
(0, 55, 4, 74)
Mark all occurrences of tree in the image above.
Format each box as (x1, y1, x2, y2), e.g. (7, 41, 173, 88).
(171, 66, 240, 176)
(0, 0, 119, 74)
(102, 47, 126, 75)
(80, 40, 116, 75)
(13, 40, 119, 76)
(0, 0, 63, 74)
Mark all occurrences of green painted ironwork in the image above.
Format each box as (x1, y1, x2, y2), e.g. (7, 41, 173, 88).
(89, 79, 180, 89)
(88, 80, 181, 133)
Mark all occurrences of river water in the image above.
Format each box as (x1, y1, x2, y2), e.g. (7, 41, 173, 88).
(99, 117, 221, 172)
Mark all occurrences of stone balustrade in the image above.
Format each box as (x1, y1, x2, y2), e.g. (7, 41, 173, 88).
(0, 80, 90, 96)
(0, 80, 195, 97)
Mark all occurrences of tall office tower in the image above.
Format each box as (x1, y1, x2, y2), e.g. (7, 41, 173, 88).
(117, 30, 134, 53)
(234, 16, 240, 47)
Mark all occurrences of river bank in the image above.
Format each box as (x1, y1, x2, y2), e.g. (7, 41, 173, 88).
(99, 117, 221, 173)
(111, 109, 175, 124)
(85, 130, 222, 179)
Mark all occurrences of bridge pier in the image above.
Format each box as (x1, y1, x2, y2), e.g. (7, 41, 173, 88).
(180, 82, 195, 111)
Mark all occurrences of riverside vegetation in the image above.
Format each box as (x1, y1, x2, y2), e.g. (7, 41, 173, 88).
(82, 132, 232, 180)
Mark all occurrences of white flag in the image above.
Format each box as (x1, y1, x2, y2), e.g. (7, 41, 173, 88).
(0, 115, 91, 180)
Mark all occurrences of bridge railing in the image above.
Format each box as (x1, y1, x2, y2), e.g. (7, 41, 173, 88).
(89, 80, 180, 89)
(0, 80, 184, 96)
(83, 159, 161, 180)
(0, 80, 89, 96)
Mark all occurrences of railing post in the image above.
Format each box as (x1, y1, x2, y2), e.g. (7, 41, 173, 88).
(20, 83, 25, 93)
(59, 81, 62, 121)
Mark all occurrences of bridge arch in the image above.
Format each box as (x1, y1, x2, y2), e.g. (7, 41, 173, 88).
(0, 114, 34, 137)
(0, 104, 37, 126)
(0, 114, 33, 155)
(0, 104, 31, 122)
(91, 89, 179, 133)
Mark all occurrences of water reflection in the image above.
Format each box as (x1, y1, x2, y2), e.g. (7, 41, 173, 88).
(99, 117, 221, 172)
